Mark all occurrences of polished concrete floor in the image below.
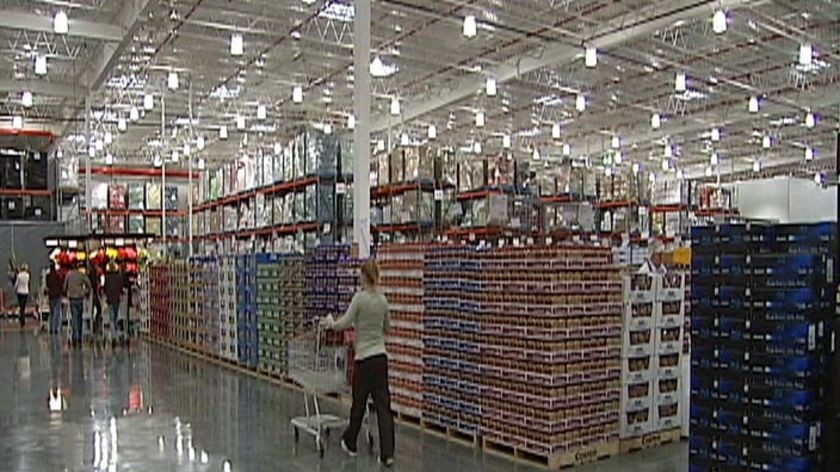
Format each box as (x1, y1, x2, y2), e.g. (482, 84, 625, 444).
(0, 330, 688, 471)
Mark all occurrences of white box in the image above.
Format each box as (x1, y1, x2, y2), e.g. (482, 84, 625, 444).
(625, 273, 656, 303)
(656, 272, 685, 301)
(653, 398, 682, 430)
(622, 354, 654, 384)
(655, 300, 685, 328)
(655, 325, 684, 355)
(624, 300, 654, 330)
(620, 405, 653, 438)
(622, 379, 653, 411)
(654, 376, 681, 405)
(623, 326, 654, 357)
(656, 352, 682, 379)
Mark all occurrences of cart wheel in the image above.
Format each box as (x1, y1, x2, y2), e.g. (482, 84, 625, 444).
(293, 427, 299, 442)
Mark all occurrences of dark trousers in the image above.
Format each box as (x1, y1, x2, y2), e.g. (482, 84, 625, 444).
(342, 354, 395, 459)
(16, 293, 28, 327)
(91, 296, 102, 335)
(70, 298, 84, 343)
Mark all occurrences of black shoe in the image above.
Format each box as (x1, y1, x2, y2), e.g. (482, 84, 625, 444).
(378, 457, 395, 468)
(340, 439, 358, 458)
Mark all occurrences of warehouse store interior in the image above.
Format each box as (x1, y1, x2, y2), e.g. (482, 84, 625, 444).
(1, 0, 838, 471)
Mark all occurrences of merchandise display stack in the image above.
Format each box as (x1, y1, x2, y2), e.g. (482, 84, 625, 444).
(137, 268, 151, 335)
(236, 254, 258, 368)
(171, 260, 191, 347)
(149, 264, 172, 339)
(423, 245, 480, 438)
(477, 246, 622, 467)
(380, 244, 426, 420)
(305, 244, 352, 325)
(219, 256, 238, 362)
(255, 253, 305, 376)
(193, 256, 221, 356)
(690, 223, 835, 472)
(652, 272, 686, 436)
(337, 254, 360, 383)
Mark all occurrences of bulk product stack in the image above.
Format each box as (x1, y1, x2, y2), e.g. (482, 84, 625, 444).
(219, 256, 238, 362)
(337, 255, 360, 382)
(138, 268, 151, 335)
(477, 246, 623, 467)
(380, 244, 426, 420)
(305, 244, 352, 325)
(194, 256, 221, 356)
(619, 270, 686, 452)
(236, 254, 258, 368)
(690, 223, 835, 472)
(255, 253, 305, 376)
(149, 265, 172, 338)
(171, 260, 191, 346)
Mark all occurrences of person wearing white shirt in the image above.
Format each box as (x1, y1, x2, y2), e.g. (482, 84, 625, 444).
(14, 264, 30, 328)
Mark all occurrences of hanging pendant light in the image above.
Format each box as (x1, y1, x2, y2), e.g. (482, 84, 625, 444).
(21, 91, 32, 108)
(53, 11, 69, 34)
(257, 104, 267, 120)
(219, 126, 229, 140)
(585, 46, 597, 68)
(575, 94, 586, 112)
(427, 124, 437, 140)
(485, 77, 497, 96)
(748, 96, 759, 113)
(805, 111, 815, 128)
(463, 15, 477, 38)
(475, 111, 485, 128)
(167, 71, 179, 90)
(292, 86, 303, 103)
(711, 127, 720, 142)
(230, 33, 244, 56)
(650, 113, 661, 129)
(390, 96, 400, 116)
(144, 93, 154, 110)
(675, 72, 687, 92)
(347, 115, 356, 130)
(552, 122, 561, 139)
(562, 143, 571, 156)
(35, 55, 47, 76)
(712, 10, 727, 34)
(502, 134, 511, 149)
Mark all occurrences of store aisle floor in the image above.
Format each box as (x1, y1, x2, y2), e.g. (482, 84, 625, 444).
(0, 330, 687, 472)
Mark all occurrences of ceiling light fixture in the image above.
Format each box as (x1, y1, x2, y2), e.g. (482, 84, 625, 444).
(167, 71, 179, 90)
(21, 91, 32, 108)
(502, 134, 511, 149)
(463, 15, 477, 38)
(675, 72, 686, 92)
(614, 151, 623, 164)
(12, 115, 23, 130)
(632, 162, 640, 174)
(762, 135, 771, 148)
(153, 154, 162, 167)
(197, 135, 205, 150)
(183, 143, 191, 156)
(474, 141, 482, 154)
(144, 93, 154, 110)
(650, 113, 660, 129)
(576, 94, 586, 112)
(753, 160, 761, 172)
(585, 46, 597, 68)
(562, 143, 571, 156)
(292, 86, 303, 103)
(105, 153, 114, 165)
(171, 150, 179, 163)
(799, 43, 813, 66)
(664, 144, 673, 158)
(129, 106, 139, 122)
(552, 123, 561, 139)
(475, 111, 485, 127)
(219, 126, 228, 140)
(35, 55, 47, 76)
(257, 104, 267, 120)
(347, 115, 356, 129)
(427, 124, 436, 140)
(712, 10, 727, 34)
(230, 33, 244, 56)
(711, 127, 721, 142)
(486, 77, 497, 96)
(805, 146, 814, 161)
(390, 96, 400, 116)
(805, 111, 815, 128)
(118, 117, 127, 132)
(611, 135, 620, 149)
(324, 123, 333, 135)
(710, 151, 719, 166)
(532, 148, 540, 160)
(377, 140, 386, 152)
(104, 131, 113, 144)
(748, 96, 759, 113)
(236, 116, 246, 130)
(400, 133, 410, 147)
(54, 11, 69, 34)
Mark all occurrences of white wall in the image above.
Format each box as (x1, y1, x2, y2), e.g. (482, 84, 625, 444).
(735, 177, 836, 223)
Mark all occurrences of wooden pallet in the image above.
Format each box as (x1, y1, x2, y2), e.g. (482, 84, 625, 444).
(483, 437, 619, 470)
(421, 419, 481, 447)
(620, 427, 681, 454)
(396, 410, 422, 428)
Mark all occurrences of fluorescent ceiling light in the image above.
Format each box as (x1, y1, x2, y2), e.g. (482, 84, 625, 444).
(129, 106, 139, 122)
(167, 71, 179, 90)
(347, 115, 356, 129)
(805, 147, 813, 161)
(485, 77, 497, 96)
(12, 115, 22, 130)
(230, 33, 244, 56)
(105, 153, 114, 165)
(799, 43, 813, 66)
(762, 135, 771, 148)
(748, 96, 759, 113)
(104, 131, 113, 144)
(35, 56, 47, 76)
(427, 124, 436, 139)
(532, 148, 540, 161)
(475, 111, 485, 127)
(664, 144, 673, 158)
(614, 151, 623, 164)
(197, 135, 205, 150)
(473, 141, 482, 154)
(292, 86, 303, 103)
(118, 117, 127, 132)
(463, 15, 477, 38)
(236, 116, 246, 130)
(562, 143, 570, 156)
(369, 56, 398, 78)
(650, 113, 660, 129)
(710, 152, 719, 166)
(54, 11, 69, 34)
(805, 111, 815, 128)
(611, 135, 620, 149)
(576, 94, 586, 112)
(257, 104, 267, 120)
(144, 93, 153, 110)
(712, 10, 727, 34)
(502, 134, 511, 149)
(319, 1, 354, 22)
(585, 46, 597, 68)
(753, 160, 761, 172)
(675, 72, 686, 92)
(552, 123, 561, 139)
(390, 96, 400, 116)
(711, 127, 720, 142)
(219, 126, 228, 140)
(21, 91, 32, 108)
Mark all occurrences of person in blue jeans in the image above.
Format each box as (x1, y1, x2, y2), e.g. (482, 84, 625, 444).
(63, 264, 91, 347)
(103, 262, 127, 347)
(44, 265, 65, 334)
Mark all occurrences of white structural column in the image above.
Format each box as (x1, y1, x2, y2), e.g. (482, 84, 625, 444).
(353, 0, 372, 258)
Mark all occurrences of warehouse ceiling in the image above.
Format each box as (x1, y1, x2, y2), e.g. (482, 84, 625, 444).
(0, 0, 838, 182)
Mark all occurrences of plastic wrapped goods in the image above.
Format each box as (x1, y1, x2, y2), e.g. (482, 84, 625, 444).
(487, 155, 513, 187)
(107, 216, 125, 233)
(128, 183, 145, 210)
(91, 182, 108, 210)
(459, 160, 484, 192)
(128, 215, 145, 234)
(224, 206, 237, 230)
(164, 186, 179, 211)
(294, 192, 305, 222)
(59, 155, 79, 189)
(209, 209, 221, 234)
(254, 194, 268, 228)
(146, 183, 162, 210)
(376, 153, 389, 186)
(145, 217, 161, 236)
(166, 216, 181, 237)
(306, 129, 338, 175)
(305, 185, 317, 221)
(109, 184, 127, 210)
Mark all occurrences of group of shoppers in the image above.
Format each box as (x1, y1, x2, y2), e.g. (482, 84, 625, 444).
(14, 261, 130, 347)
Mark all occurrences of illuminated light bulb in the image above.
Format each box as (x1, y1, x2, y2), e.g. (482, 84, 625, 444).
(713, 10, 727, 34)
(390, 97, 400, 116)
(400, 133, 409, 146)
(118, 117, 127, 132)
(104, 131, 113, 145)
(167, 71, 179, 90)
(562, 143, 570, 156)
(614, 151, 623, 164)
(675, 72, 687, 92)
(585, 46, 597, 68)
(463, 15, 477, 38)
(502, 134, 511, 149)
(532, 148, 540, 161)
(711, 127, 720, 142)
(475, 111, 485, 128)
(485, 77, 497, 96)
(762, 135, 771, 149)
(753, 160, 761, 172)
(799, 43, 813, 66)
(710, 152, 719, 166)
(805, 147, 813, 161)
(129, 106, 139, 122)
(427, 124, 436, 140)
(611, 135, 620, 149)
(292, 86, 303, 103)
(201, 451, 209, 464)
(35, 55, 47, 76)
(632, 162, 640, 174)
(650, 113, 661, 129)
(105, 153, 114, 165)
(347, 115, 355, 130)
(257, 104, 267, 120)
(219, 126, 228, 140)
(21, 91, 32, 108)
(144, 93, 153, 110)
(576, 94, 586, 112)
(473, 141, 482, 154)
(805, 111, 815, 128)
(196, 135, 205, 150)
(664, 144, 673, 158)
(661, 159, 669, 171)
(235, 116, 245, 130)
(748, 96, 759, 113)
(230, 33, 244, 56)
(54, 11, 69, 34)
(552, 123, 561, 139)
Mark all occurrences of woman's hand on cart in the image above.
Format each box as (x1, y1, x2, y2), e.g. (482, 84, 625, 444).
(319, 314, 335, 329)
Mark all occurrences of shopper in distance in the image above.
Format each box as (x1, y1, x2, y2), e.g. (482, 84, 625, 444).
(322, 259, 396, 468)
(44, 265, 65, 335)
(13, 263, 30, 328)
(64, 264, 92, 348)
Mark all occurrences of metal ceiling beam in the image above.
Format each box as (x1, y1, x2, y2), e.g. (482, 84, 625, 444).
(370, 0, 760, 133)
(0, 10, 125, 42)
(0, 79, 80, 98)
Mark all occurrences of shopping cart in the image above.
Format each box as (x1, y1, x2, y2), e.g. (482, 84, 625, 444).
(288, 327, 351, 457)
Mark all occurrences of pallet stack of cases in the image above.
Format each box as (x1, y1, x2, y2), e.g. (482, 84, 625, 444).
(379, 243, 425, 420)
(171, 261, 190, 346)
(236, 254, 258, 368)
(422, 245, 480, 439)
(137, 267, 150, 335)
(619, 270, 686, 452)
(690, 223, 834, 472)
(305, 244, 351, 326)
(478, 245, 622, 467)
(149, 264, 172, 338)
(256, 253, 306, 376)
(194, 256, 221, 355)
(336, 253, 360, 383)
(219, 255, 238, 362)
